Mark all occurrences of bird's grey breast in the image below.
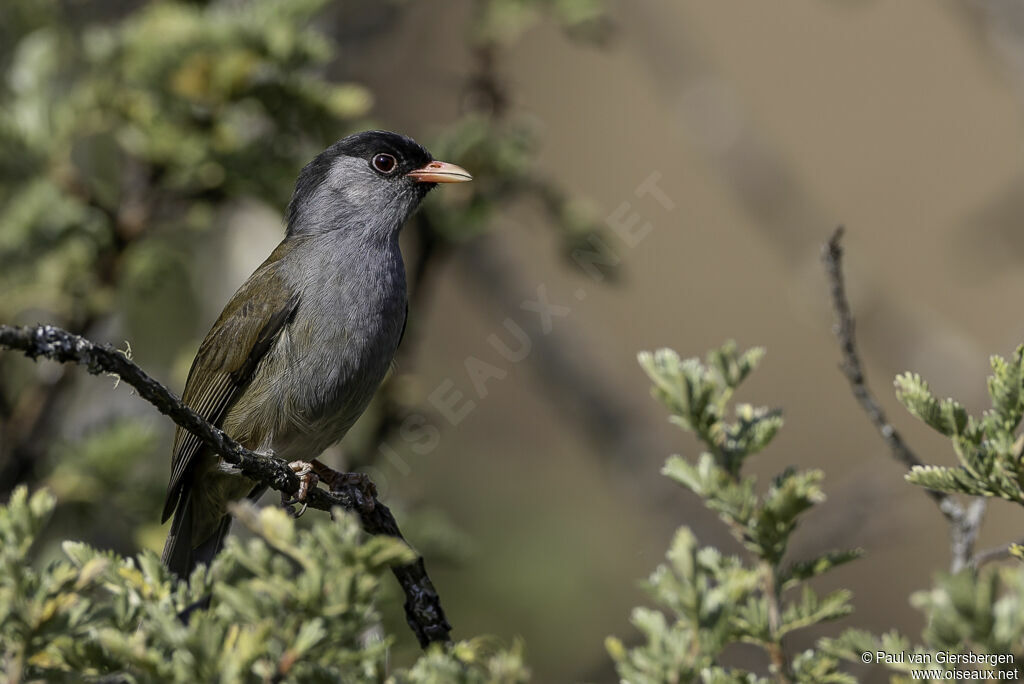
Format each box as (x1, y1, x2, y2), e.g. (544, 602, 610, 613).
(255, 233, 407, 458)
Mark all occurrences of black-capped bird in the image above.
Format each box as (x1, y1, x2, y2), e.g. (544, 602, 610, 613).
(161, 130, 471, 578)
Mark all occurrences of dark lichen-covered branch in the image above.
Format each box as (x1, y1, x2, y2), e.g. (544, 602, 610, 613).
(0, 323, 451, 648)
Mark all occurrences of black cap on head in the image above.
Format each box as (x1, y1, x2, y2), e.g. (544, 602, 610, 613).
(331, 130, 433, 174)
(285, 130, 467, 237)
(287, 131, 433, 226)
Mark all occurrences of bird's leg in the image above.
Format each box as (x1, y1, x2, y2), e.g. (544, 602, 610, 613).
(280, 460, 319, 518)
(279, 459, 378, 518)
(289, 460, 318, 500)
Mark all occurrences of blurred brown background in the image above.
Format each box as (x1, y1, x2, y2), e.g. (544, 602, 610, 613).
(360, 1, 1024, 680)
(6, 0, 1024, 681)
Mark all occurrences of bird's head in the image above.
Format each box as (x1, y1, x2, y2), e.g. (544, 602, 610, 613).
(285, 130, 471, 240)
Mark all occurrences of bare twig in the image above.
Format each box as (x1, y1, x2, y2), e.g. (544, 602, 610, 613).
(760, 561, 792, 683)
(823, 228, 930, 476)
(973, 536, 1024, 568)
(0, 323, 451, 648)
(951, 497, 987, 573)
(822, 226, 986, 572)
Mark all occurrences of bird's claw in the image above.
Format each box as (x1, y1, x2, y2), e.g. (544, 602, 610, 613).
(281, 460, 318, 518)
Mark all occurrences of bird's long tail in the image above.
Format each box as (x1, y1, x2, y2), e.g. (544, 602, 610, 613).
(161, 490, 233, 581)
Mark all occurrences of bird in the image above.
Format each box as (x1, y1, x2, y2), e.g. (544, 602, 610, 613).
(161, 130, 471, 579)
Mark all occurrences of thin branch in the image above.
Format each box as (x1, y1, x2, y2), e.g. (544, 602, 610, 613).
(760, 561, 792, 683)
(823, 228, 930, 475)
(973, 537, 1024, 569)
(0, 323, 451, 648)
(822, 226, 985, 572)
(950, 497, 987, 573)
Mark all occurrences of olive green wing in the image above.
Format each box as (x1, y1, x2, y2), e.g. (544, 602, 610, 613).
(161, 247, 300, 523)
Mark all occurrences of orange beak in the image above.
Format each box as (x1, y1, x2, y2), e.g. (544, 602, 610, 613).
(407, 160, 473, 183)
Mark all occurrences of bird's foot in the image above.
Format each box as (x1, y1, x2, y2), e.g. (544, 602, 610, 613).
(289, 460, 318, 500)
(280, 460, 319, 518)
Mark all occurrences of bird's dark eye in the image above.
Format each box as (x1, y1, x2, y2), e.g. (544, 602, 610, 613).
(371, 153, 397, 174)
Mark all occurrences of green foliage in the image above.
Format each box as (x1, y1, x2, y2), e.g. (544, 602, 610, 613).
(389, 639, 529, 684)
(822, 566, 1024, 679)
(816, 345, 1024, 681)
(45, 419, 165, 544)
(910, 567, 1024, 653)
(639, 343, 777, 476)
(470, 0, 611, 46)
(895, 347, 1024, 502)
(609, 343, 860, 682)
(0, 0, 371, 323)
(0, 486, 528, 683)
(822, 629, 921, 676)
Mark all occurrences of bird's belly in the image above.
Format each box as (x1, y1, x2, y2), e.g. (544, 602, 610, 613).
(222, 301, 404, 461)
